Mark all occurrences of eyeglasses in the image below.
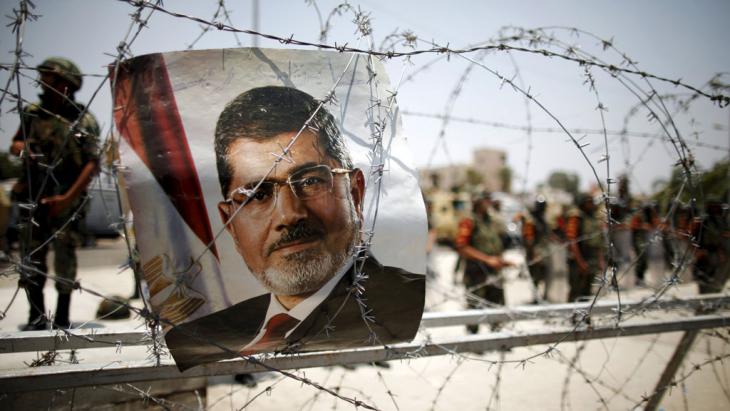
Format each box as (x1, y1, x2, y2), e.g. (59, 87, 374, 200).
(225, 164, 352, 216)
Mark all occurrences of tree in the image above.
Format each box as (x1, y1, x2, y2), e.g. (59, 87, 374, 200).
(464, 167, 483, 188)
(650, 178, 668, 193)
(499, 166, 513, 193)
(547, 170, 580, 197)
(653, 160, 729, 208)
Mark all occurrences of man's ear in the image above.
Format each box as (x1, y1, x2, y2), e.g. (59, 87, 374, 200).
(218, 201, 238, 243)
(350, 168, 365, 217)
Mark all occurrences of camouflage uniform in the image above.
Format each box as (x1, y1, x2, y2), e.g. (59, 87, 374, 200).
(565, 204, 603, 302)
(630, 207, 651, 284)
(14, 58, 99, 328)
(522, 211, 550, 300)
(631, 204, 673, 284)
(669, 205, 695, 271)
(694, 202, 730, 294)
(456, 208, 506, 333)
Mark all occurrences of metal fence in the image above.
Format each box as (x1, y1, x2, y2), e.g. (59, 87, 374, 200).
(0, 1, 728, 410)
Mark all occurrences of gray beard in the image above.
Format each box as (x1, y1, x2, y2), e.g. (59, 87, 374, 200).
(256, 245, 350, 296)
(251, 189, 361, 297)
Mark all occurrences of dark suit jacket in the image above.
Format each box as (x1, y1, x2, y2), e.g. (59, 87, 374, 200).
(166, 255, 425, 370)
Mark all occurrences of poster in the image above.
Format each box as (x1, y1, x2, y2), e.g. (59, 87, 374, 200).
(112, 48, 426, 370)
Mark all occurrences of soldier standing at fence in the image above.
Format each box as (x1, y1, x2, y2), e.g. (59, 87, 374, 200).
(455, 191, 511, 333)
(669, 204, 696, 272)
(610, 175, 634, 275)
(565, 193, 604, 302)
(521, 196, 551, 303)
(630, 202, 654, 286)
(632, 202, 674, 286)
(693, 196, 730, 294)
(10, 57, 99, 330)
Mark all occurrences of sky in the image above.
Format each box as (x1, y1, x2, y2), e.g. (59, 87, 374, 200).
(0, 0, 728, 195)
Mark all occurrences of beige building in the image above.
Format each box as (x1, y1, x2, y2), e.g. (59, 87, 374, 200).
(420, 147, 508, 193)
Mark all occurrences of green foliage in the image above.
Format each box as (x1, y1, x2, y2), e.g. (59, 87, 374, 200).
(465, 167, 483, 188)
(653, 160, 729, 207)
(547, 170, 580, 197)
(499, 166, 512, 193)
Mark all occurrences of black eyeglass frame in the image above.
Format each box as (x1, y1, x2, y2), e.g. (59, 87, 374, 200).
(224, 164, 353, 209)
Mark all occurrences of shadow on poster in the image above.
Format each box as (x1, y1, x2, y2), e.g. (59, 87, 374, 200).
(112, 48, 426, 370)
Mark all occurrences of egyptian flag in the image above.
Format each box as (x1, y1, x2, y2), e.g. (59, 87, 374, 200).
(112, 54, 227, 328)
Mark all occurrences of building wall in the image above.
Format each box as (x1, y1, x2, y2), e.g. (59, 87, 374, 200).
(419, 147, 507, 192)
(472, 148, 507, 192)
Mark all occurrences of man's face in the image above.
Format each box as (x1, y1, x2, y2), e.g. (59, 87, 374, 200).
(39, 72, 71, 97)
(474, 198, 491, 216)
(581, 198, 596, 215)
(218, 131, 365, 299)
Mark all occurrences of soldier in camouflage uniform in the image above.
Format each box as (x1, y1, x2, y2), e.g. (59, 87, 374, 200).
(631, 202, 673, 286)
(10, 57, 100, 330)
(693, 197, 730, 294)
(669, 204, 696, 272)
(521, 196, 551, 303)
(455, 191, 511, 333)
(630, 202, 654, 286)
(565, 193, 604, 302)
(609, 175, 634, 274)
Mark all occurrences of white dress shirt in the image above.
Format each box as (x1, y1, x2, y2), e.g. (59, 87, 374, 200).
(240, 258, 353, 351)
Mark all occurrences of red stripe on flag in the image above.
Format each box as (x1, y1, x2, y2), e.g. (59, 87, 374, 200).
(112, 54, 219, 259)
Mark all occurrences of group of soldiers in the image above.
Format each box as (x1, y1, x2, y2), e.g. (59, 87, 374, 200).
(429, 187, 730, 334)
(520, 193, 606, 304)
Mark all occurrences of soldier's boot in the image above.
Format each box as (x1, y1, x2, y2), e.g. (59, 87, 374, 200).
(54, 293, 71, 329)
(23, 284, 47, 331)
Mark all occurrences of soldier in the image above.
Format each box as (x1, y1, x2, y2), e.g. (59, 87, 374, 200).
(693, 197, 730, 294)
(610, 175, 634, 273)
(630, 202, 654, 286)
(668, 204, 696, 271)
(521, 196, 551, 303)
(631, 202, 673, 286)
(455, 191, 511, 333)
(565, 193, 604, 302)
(10, 57, 100, 330)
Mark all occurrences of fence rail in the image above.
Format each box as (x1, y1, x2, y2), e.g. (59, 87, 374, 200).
(2, 294, 727, 354)
(1, 295, 728, 393)
(1, 1, 728, 409)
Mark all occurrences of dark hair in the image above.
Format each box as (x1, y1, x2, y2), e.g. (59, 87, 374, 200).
(214, 86, 352, 198)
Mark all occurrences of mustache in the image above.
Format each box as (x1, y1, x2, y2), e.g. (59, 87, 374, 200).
(266, 221, 325, 256)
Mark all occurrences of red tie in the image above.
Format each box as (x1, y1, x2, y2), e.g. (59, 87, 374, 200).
(242, 313, 299, 355)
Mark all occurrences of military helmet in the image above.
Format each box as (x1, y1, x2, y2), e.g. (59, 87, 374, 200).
(575, 192, 595, 208)
(37, 57, 82, 92)
(534, 194, 547, 214)
(472, 190, 492, 202)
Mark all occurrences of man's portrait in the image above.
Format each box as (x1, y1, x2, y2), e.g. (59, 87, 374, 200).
(164, 86, 424, 368)
(113, 49, 427, 370)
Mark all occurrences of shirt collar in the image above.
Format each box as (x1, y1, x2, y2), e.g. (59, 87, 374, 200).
(262, 257, 354, 330)
(240, 257, 355, 352)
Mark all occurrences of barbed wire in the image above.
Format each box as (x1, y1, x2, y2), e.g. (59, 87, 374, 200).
(0, 0, 728, 410)
(185, 0, 242, 50)
(400, 111, 728, 154)
(117, 0, 729, 106)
